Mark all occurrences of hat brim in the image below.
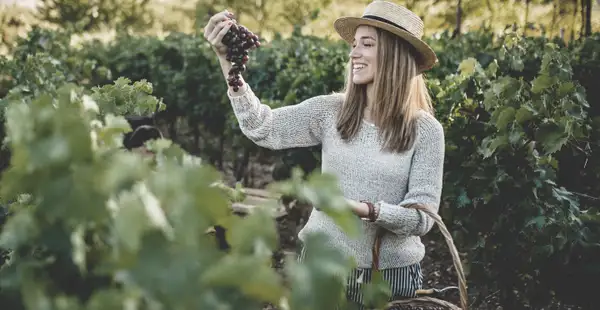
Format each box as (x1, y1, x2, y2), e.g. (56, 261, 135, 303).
(334, 17, 438, 73)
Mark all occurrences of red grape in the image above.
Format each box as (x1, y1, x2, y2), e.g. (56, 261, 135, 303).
(221, 20, 261, 92)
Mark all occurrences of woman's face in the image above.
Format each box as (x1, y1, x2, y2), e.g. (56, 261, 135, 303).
(350, 25, 378, 85)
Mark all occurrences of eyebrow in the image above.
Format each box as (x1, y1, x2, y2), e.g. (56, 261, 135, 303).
(353, 36, 376, 42)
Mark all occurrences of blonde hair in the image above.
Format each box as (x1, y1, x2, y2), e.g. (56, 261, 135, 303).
(336, 27, 434, 153)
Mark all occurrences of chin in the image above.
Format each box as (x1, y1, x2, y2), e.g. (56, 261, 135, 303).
(352, 77, 373, 84)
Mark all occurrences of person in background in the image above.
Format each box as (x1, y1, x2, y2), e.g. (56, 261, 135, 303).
(123, 116, 232, 251)
(123, 116, 163, 155)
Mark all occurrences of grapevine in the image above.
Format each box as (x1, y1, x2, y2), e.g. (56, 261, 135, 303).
(221, 21, 261, 92)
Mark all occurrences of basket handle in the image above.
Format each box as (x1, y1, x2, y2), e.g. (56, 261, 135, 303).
(371, 203, 468, 310)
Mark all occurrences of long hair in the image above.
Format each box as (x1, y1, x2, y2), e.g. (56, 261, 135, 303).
(335, 27, 434, 153)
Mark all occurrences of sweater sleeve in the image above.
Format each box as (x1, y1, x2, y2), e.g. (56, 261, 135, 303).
(374, 114, 446, 236)
(227, 85, 341, 150)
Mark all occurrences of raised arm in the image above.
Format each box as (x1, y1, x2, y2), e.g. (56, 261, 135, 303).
(204, 11, 341, 150)
(374, 113, 446, 236)
(226, 82, 342, 150)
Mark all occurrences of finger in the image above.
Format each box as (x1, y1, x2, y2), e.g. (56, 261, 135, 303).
(210, 21, 233, 46)
(206, 19, 227, 42)
(205, 10, 233, 34)
(204, 13, 223, 37)
(207, 11, 228, 26)
(206, 20, 226, 41)
(223, 10, 234, 19)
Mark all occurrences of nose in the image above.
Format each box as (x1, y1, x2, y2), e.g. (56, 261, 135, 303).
(349, 46, 360, 58)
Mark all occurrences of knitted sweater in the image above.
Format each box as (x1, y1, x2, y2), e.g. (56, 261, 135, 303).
(227, 85, 445, 270)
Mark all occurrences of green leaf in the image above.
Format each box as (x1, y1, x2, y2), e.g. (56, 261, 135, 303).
(508, 129, 522, 145)
(286, 233, 353, 310)
(0, 207, 39, 249)
(458, 57, 478, 76)
(551, 186, 578, 207)
(86, 289, 139, 310)
(482, 91, 497, 110)
(486, 59, 499, 76)
(122, 233, 215, 306)
(557, 81, 575, 97)
(511, 57, 524, 71)
(479, 135, 508, 158)
(490, 76, 517, 98)
(580, 208, 600, 223)
(515, 106, 535, 123)
(268, 169, 361, 237)
(70, 225, 87, 274)
(227, 208, 278, 258)
(200, 254, 284, 303)
(99, 114, 132, 148)
(112, 190, 158, 254)
(98, 151, 150, 194)
(527, 216, 546, 230)
(362, 271, 392, 309)
(495, 106, 516, 131)
(457, 189, 471, 208)
(21, 274, 53, 310)
(535, 123, 569, 154)
(531, 74, 556, 94)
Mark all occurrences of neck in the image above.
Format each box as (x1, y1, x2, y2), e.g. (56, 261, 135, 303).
(366, 83, 375, 106)
(365, 83, 375, 121)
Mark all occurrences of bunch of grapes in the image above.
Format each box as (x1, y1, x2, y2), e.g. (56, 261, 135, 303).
(221, 22, 261, 92)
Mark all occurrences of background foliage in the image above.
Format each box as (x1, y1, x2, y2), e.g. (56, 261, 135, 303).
(0, 0, 599, 309)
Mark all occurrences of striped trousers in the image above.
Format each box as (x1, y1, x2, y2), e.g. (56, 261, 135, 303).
(298, 247, 423, 310)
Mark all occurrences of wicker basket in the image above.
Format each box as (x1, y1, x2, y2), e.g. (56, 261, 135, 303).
(375, 204, 468, 310)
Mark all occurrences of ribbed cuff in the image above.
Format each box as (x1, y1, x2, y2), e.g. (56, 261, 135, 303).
(227, 84, 255, 112)
(374, 201, 422, 236)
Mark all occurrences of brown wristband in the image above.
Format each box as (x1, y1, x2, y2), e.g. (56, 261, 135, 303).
(360, 201, 377, 222)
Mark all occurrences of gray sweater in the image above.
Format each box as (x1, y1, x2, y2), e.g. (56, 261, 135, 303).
(228, 85, 445, 270)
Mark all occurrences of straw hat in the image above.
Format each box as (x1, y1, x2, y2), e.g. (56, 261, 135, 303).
(333, 0, 438, 72)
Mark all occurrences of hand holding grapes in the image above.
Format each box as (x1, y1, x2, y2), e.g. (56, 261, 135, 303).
(204, 10, 261, 92)
(203, 11, 234, 57)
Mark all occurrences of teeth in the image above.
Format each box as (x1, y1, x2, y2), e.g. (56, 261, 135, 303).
(353, 64, 365, 70)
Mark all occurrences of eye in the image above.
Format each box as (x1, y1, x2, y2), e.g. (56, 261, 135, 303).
(362, 39, 375, 47)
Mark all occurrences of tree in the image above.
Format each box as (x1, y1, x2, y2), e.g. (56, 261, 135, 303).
(36, 0, 154, 32)
(194, 0, 330, 34)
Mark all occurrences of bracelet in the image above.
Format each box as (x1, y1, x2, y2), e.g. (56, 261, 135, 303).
(360, 200, 378, 222)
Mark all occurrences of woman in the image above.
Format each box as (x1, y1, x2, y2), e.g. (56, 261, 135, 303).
(203, 1, 445, 308)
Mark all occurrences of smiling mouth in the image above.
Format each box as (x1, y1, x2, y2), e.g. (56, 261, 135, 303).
(353, 64, 366, 73)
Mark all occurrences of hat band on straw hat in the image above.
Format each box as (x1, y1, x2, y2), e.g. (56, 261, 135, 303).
(362, 15, 411, 36)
